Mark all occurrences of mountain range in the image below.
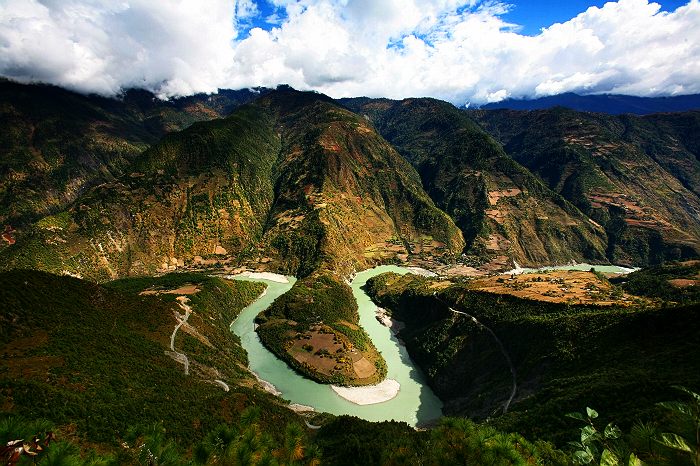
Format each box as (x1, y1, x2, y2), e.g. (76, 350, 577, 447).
(1, 79, 699, 464)
(478, 92, 700, 115)
(2, 81, 698, 283)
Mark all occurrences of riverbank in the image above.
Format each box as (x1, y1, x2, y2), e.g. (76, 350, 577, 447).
(230, 271, 290, 283)
(229, 265, 443, 425)
(331, 379, 401, 405)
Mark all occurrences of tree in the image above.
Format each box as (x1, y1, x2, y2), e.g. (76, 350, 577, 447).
(656, 387, 700, 466)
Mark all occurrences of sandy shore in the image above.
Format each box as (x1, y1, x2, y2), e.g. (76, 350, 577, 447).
(331, 379, 400, 405)
(231, 271, 290, 283)
(288, 403, 315, 413)
(375, 307, 405, 332)
(503, 262, 637, 276)
(253, 372, 281, 396)
(405, 266, 438, 277)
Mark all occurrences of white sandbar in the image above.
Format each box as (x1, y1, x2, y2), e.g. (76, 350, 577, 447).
(405, 267, 438, 277)
(233, 271, 290, 283)
(331, 379, 400, 405)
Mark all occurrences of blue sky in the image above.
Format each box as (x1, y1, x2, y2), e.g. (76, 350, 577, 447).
(503, 0, 689, 34)
(242, 1, 691, 37)
(1, 0, 699, 103)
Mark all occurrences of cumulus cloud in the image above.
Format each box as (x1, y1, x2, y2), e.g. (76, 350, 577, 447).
(0, 0, 699, 103)
(0, 0, 237, 96)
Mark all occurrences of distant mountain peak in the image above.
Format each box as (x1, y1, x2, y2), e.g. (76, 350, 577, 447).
(477, 92, 700, 115)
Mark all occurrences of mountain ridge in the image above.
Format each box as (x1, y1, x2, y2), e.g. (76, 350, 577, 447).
(477, 92, 700, 115)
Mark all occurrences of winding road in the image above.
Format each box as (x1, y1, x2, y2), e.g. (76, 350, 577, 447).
(433, 293, 517, 414)
(169, 297, 192, 375)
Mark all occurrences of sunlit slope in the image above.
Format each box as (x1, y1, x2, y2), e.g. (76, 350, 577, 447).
(343, 97, 608, 267)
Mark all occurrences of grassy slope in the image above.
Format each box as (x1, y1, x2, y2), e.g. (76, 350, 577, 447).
(470, 107, 700, 265)
(366, 271, 700, 444)
(341, 97, 608, 267)
(614, 259, 700, 303)
(0, 270, 298, 450)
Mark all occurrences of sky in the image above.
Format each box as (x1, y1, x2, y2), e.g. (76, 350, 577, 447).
(0, 0, 698, 105)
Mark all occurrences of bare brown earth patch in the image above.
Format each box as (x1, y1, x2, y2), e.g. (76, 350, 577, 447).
(2, 331, 49, 356)
(668, 278, 698, 288)
(140, 284, 200, 295)
(338, 320, 359, 330)
(487, 188, 522, 205)
(3, 356, 64, 379)
(286, 324, 379, 383)
(353, 357, 376, 378)
(289, 326, 346, 377)
(471, 270, 643, 306)
(1, 225, 15, 245)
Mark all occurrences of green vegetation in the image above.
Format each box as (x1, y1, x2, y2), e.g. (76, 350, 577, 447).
(256, 273, 387, 385)
(5, 392, 700, 465)
(270, 210, 325, 278)
(366, 271, 700, 444)
(315, 415, 567, 465)
(565, 387, 700, 465)
(0, 81, 259, 232)
(471, 107, 700, 265)
(0, 270, 295, 449)
(0, 104, 281, 281)
(343, 97, 608, 266)
(613, 260, 700, 303)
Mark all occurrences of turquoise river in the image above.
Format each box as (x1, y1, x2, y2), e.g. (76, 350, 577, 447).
(230, 265, 443, 426)
(230, 262, 632, 426)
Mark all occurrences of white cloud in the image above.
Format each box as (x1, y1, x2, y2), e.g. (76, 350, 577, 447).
(0, 0, 236, 96)
(0, 0, 699, 103)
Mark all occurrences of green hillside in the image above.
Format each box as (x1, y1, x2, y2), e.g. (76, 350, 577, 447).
(0, 105, 281, 281)
(341, 97, 608, 269)
(366, 271, 700, 444)
(470, 108, 700, 265)
(0, 269, 571, 465)
(0, 270, 303, 444)
(0, 81, 259, 239)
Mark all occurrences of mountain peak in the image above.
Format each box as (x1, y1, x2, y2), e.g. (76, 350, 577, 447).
(478, 92, 700, 115)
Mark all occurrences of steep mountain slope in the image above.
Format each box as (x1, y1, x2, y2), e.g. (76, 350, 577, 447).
(1, 87, 464, 385)
(0, 270, 297, 446)
(1, 105, 281, 281)
(2, 88, 463, 282)
(247, 89, 465, 384)
(366, 271, 700, 443)
(479, 92, 700, 115)
(0, 80, 261, 242)
(342, 97, 607, 268)
(260, 89, 464, 277)
(471, 108, 700, 265)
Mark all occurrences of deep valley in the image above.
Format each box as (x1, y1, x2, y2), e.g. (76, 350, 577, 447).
(1, 80, 699, 465)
